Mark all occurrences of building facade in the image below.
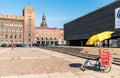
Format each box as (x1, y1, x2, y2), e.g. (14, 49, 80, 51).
(0, 14, 24, 44)
(35, 13, 65, 46)
(0, 5, 65, 46)
(0, 5, 35, 45)
(64, 0, 120, 47)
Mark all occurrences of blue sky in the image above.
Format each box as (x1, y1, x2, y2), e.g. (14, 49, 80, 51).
(0, 0, 115, 28)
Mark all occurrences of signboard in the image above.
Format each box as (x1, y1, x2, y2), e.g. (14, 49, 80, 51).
(115, 7, 120, 28)
(100, 48, 111, 66)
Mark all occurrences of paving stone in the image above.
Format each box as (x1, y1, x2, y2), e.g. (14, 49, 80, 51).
(19, 74, 49, 78)
(48, 72, 79, 78)
(0, 76, 18, 78)
(0, 47, 119, 78)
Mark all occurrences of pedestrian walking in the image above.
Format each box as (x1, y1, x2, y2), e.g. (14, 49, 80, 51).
(11, 43, 14, 50)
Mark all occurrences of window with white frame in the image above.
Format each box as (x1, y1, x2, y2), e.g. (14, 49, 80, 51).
(19, 24, 22, 27)
(6, 29, 8, 32)
(5, 23, 9, 26)
(0, 22, 4, 26)
(10, 24, 13, 27)
(1, 29, 4, 32)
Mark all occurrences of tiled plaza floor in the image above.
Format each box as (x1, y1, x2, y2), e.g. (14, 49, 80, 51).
(0, 47, 119, 78)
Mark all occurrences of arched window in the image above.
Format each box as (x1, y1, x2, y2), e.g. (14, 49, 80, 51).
(50, 37, 52, 40)
(41, 37, 44, 40)
(46, 37, 48, 40)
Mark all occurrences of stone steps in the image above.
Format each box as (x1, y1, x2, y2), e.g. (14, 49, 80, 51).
(39, 46, 120, 66)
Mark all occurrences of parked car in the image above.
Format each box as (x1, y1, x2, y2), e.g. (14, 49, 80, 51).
(48, 44, 55, 46)
(32, 43, 41, 47)
(23, 44, 30, 47)
(0, 44, 9, 47)
(15, 44, 24, 47)
(32, 43, 38, 47)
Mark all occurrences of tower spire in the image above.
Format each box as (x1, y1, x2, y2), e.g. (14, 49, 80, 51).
(40, 13, 47, 28)
(28, 3, 30, 5)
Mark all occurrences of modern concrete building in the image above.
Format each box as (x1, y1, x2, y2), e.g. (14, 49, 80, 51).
(64, 0, 120, 47)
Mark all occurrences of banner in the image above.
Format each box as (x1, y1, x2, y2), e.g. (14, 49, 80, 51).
(115, 7, 120, 28)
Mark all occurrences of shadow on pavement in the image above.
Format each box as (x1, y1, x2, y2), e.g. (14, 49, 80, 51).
(79, 65, 101, 72)
(69, 63, 83, 68)
(85, 66, 100, 71)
